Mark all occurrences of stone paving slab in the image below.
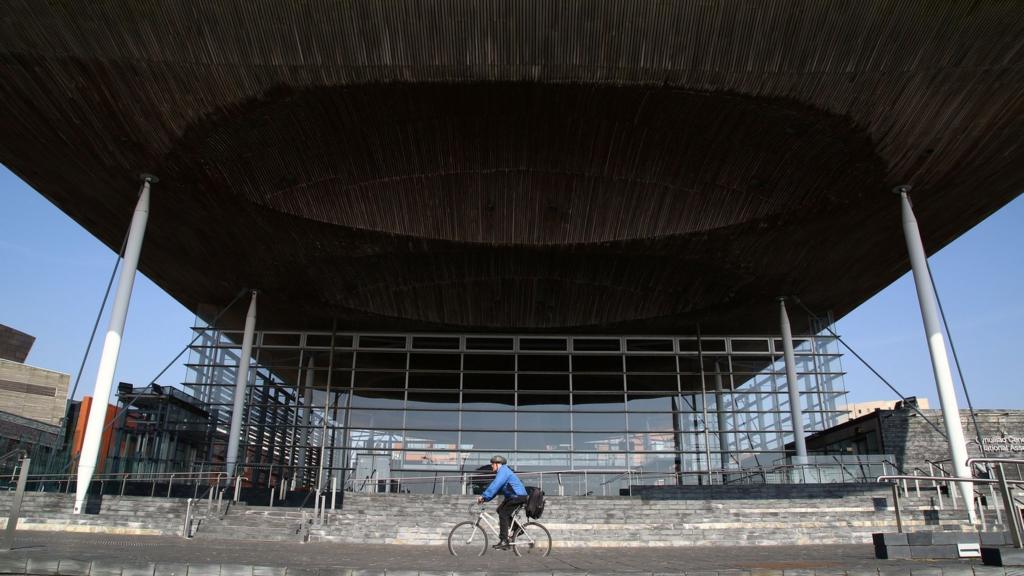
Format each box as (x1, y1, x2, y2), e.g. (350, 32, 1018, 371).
(0, 531, 1014, 576)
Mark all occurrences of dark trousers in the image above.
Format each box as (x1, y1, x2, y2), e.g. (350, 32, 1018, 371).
(497, 495, 528, 541)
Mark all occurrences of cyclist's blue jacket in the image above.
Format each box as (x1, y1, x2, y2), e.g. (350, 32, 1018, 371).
(481, 465, 527, 501)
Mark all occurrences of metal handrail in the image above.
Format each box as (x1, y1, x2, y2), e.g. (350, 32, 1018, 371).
(342, 460, 895, 496)
(0, 470, 230, 499)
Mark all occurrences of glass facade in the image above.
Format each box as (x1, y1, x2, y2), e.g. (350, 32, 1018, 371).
(182, 330, 846, 495)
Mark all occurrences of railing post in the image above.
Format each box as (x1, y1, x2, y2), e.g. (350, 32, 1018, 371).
(995, 464, 1023, 548)
(891, 483, 904, 533)
(331, 476, 337, 510)
(168, 474, 176, 498)
(2, 456, 31, 551)
(914, 471, 920, 497)
(990, 484, 1003, 526)
(121, 473, 127, 496)
(233, 475, 242, 502)
(182, 498, 194, 538)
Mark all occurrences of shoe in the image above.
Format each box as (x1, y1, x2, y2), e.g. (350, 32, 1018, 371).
(492, 540, 510, 550)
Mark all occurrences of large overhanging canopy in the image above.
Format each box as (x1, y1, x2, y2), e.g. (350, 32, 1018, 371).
(2, 1, 1022, 333)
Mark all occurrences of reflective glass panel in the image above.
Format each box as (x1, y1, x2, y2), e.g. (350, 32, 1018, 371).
(573, 412, 626, 431)
(518, 373, 570, 391)
(518, 432, 571, 451)
(517, 411, 571, 431)
(405, 411, 459, 429)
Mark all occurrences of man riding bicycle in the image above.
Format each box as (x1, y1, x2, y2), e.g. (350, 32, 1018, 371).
(476, 454, 528, 550)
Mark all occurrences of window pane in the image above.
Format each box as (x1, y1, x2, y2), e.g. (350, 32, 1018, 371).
(626, 339, 673, 352)
(626, 395, 678, 413)
(347, 431, 403, 451)
(699, 339, 725, 352)
(626, 355, 677, 373)
(517, 411, 571, 431)
(627, 411, 676, 432)
(355, 352, 407, 370)
(350, 391, 404, 409)
(626, 374, 678, 392)
(406, 391, 459, 409)
(404, 411, 458, 429)
(407, 372, 460, 389)
(572, 396, 625, 412)
(466, 337, 513, 351)
(518, 354, 569, 372)
(518, 373, 570, 391)
(463, 373, 514, 390)
(731, 356, 775, 373)
(353, 371, 406, 389)
(573, 338, 621, 352)
(573, 412, 626, 431)
(409, 353, 460, 371)
(573, 452, 627, 469)
(348, 409, 404, 429)
(462, 392, 514, 409)
(463, 354, 515, 372)
(518, 432, 571, 451)
(403, 430, 460, 450)
(359, 335, 406, 349)
(461, 431, 511, 450)
(462, 411, 514, 430)
(732, 339, 770, 353)
(572, 374, 623, 391)
(411, 336, 460, 350)
(678, 357, 701, 373)
(519, 338, 567, 351)
(572, 355, 623, 373)
(514, 451, 571, 470)
(517, 393, 570, 411)
(573, 432, 627, 452)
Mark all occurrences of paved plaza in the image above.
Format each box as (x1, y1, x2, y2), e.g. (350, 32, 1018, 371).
(0, 531, 1012, 576)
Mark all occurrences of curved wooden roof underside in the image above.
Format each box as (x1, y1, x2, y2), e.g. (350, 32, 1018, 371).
(1, 0, 1022, 333)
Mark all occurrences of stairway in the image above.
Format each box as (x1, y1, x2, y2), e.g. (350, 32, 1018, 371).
(1, 483, 1010, 546)
(309, 483, 995, 547)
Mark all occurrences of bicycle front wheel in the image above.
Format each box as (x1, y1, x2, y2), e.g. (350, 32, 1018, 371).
(512, 522, 551, 557)
(448, 521, 488, 556)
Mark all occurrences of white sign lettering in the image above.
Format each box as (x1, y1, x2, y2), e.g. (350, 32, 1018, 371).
(982, 436, 1024, 453)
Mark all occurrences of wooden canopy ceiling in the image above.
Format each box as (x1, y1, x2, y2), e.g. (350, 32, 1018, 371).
(2, 1, 1022, 334)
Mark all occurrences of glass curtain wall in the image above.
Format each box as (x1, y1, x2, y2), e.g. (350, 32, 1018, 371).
(183, 331, 846, 494)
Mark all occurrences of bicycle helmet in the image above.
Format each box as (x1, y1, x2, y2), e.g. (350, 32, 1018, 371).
(490, 455, 507, 464)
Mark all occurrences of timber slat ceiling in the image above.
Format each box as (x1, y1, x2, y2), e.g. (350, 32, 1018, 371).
(1, 0, 1022, 333)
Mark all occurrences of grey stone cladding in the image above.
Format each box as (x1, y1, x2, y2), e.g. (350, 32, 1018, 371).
(880, 409, 1024, 480)
(0, 492, 187, 536)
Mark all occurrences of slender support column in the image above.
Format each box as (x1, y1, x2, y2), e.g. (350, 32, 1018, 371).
(225, 290, 258, 479)
(297, 356, 314, 486)
(713, 364, 731, 471)
(73, 176, 154, 514)
(779, 298, 808, 461)
(897, 187, 976, 522)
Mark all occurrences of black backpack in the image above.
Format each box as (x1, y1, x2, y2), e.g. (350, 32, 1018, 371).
(525, 486, 545, 519)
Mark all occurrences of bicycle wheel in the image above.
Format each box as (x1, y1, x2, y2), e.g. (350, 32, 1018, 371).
(448, 521, 488, 556)
(512, 521, 551, 557)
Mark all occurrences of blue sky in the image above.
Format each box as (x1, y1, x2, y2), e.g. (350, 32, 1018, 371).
(1, 165, 1021, 409)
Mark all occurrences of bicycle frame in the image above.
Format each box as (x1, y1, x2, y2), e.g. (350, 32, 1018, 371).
(474, 506, 535, 547)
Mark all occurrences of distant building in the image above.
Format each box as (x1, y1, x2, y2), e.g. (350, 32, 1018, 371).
(841, 398, 930, 423)
(0, 323, 70, 473)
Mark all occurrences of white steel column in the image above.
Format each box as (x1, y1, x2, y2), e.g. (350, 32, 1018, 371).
(898, 187, 976, 521)
(225, 290, 258, 479)
(73, 175, 154, 514)
(297, 356, 314, 487)
(779, 298, 808, 461)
